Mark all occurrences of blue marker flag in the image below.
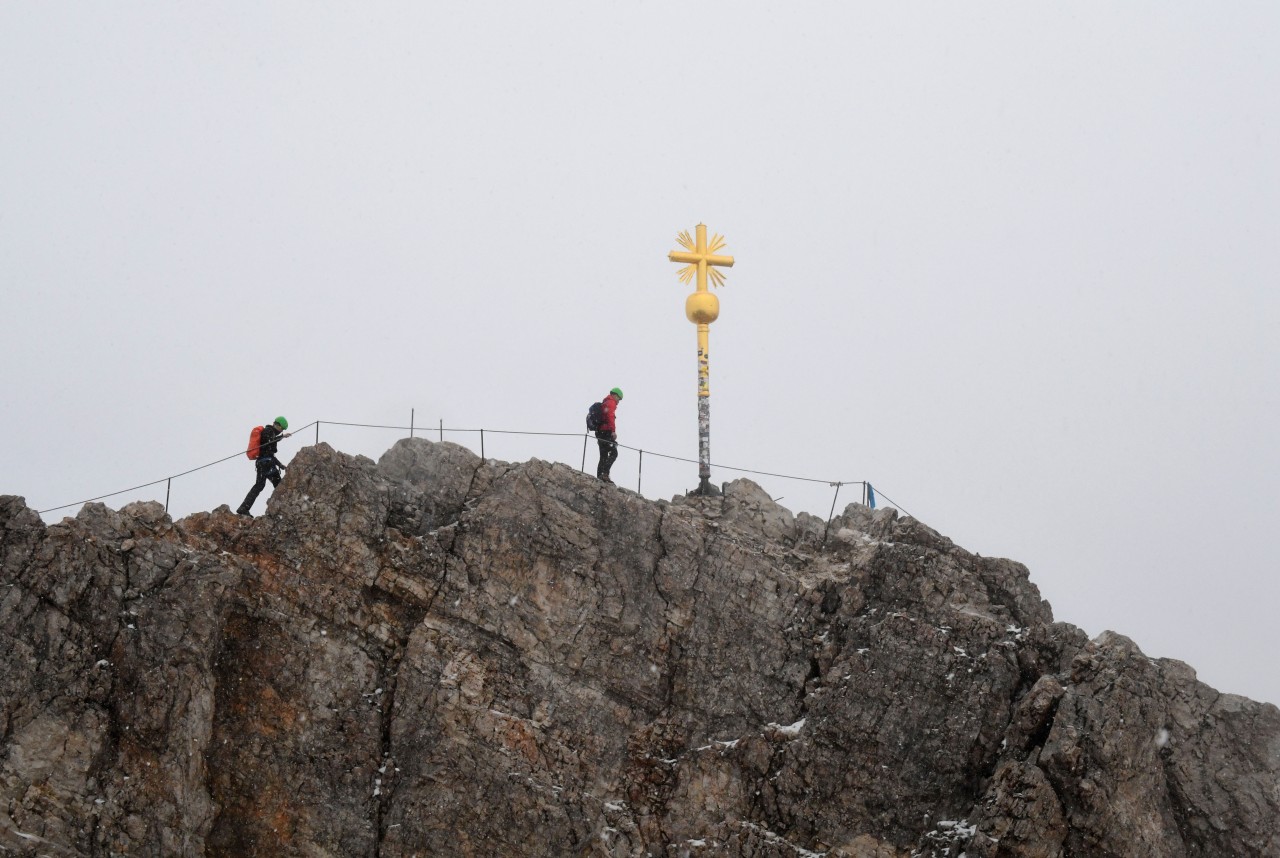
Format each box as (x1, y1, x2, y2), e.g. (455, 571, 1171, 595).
(867, 483, 877, 509)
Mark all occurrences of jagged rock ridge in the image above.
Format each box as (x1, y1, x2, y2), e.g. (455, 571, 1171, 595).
(1, 438, 1276, 857)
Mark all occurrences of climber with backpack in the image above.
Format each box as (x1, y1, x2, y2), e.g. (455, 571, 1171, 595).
(586, 388, 623, 483)
(236, 416, 292, 517)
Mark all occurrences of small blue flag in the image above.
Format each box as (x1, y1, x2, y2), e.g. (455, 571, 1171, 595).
(867, 483, 877, 509)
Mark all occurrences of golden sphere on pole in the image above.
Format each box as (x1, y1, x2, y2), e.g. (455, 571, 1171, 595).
(685, 291, 720, 324)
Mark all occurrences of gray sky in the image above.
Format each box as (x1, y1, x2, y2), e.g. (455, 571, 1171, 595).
(3, 3, 1277, 705)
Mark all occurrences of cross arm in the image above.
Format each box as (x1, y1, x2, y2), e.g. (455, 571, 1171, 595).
(668, 251, 735, 267)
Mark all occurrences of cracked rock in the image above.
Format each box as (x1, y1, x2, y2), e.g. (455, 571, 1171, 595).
(0, 439, 1276, 857)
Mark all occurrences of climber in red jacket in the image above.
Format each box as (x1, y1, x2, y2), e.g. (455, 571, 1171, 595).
(595, 388, 622, 483)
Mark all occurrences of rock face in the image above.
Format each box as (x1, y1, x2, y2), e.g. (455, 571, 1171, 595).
(1, 439, 1277, 857)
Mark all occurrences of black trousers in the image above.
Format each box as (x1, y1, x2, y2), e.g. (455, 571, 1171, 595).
(238, 458, 282, 513)
(595, 431, 617, 480)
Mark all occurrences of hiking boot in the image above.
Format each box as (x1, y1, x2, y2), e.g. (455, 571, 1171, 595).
(236, 508, 253, 518)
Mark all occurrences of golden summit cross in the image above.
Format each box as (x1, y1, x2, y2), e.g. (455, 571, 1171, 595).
(668, 223, 735, 496)
(669, 224, 735, 292)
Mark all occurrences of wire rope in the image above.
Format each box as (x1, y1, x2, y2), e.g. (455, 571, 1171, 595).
(37, 419, 913, 518)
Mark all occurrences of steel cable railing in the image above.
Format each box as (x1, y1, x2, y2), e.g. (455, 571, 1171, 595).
(37, 417, 912, 526)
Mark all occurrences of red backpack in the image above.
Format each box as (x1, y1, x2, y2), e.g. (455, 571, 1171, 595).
(246, 425, 264, 460)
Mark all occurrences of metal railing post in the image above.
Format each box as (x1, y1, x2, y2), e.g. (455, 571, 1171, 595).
(410, 409, 415, 439)
(480, 429, 485, 462)
(821, 481, 843, 548)
(165, 478, 171, 513)
(638, 449, 643, 495)
(581, 434, 588, 473)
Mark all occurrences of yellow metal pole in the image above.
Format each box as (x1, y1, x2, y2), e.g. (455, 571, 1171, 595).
(696, 323, 713, 492)
(697, 324, 710, 397)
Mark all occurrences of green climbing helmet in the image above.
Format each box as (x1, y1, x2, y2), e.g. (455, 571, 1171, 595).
(610, 387, 623, 400)
(273, 416, 289, 430)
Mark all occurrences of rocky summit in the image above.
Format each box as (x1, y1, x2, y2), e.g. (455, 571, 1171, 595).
(1, 439, 1277, 857)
